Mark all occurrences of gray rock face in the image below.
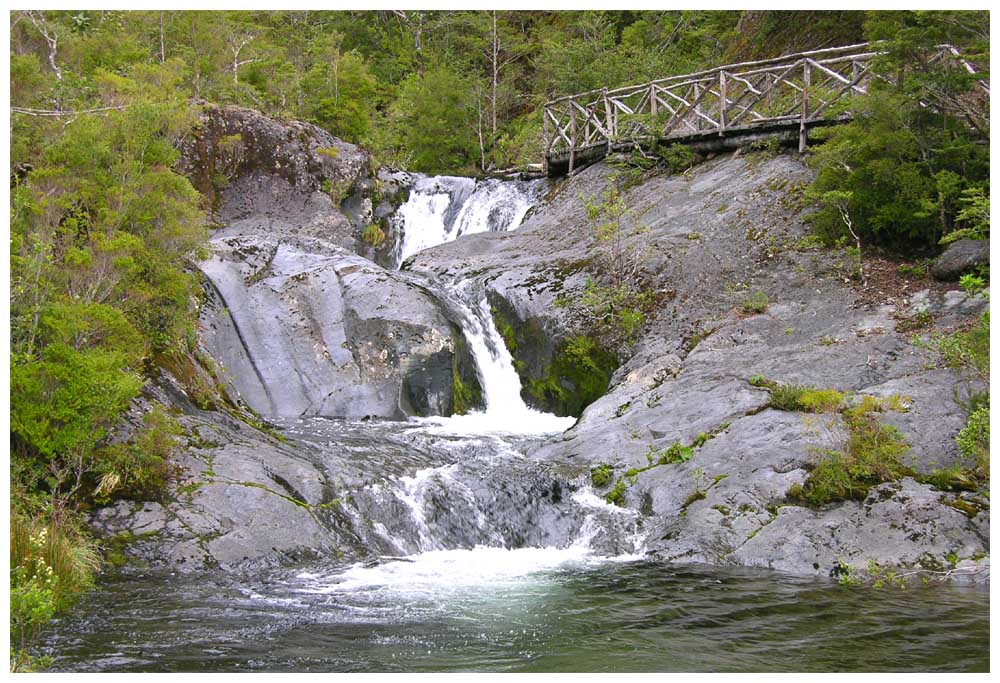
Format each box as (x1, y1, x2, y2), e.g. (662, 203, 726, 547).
(931, 239, 990, 280)
(179, 104, 370, 251)
(181, 106, 481, 420)
(198, 234, 479, 419)
(410, 151, 989, 581)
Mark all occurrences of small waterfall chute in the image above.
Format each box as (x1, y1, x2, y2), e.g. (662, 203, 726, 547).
(393, 175, 543, 267)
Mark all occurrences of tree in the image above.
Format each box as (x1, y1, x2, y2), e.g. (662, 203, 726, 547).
(389, 62, 479, 173)
(300, 34, 378, 141)
(806, 11, 989, 253)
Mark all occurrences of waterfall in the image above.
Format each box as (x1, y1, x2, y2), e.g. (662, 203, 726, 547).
(394, 175, 542, 267)
(419, 287, 575, 435)
(389, 173, 570, 435)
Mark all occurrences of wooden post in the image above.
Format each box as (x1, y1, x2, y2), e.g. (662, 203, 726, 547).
(650, 83, 657, 116)
(693, 82, 701, 131)
(543, 105, 550, 174)
(718, 71, 727, 135)
(603, 88, 613, 152)
(799, 59, 810, 153)
(569, 104, 577, 173)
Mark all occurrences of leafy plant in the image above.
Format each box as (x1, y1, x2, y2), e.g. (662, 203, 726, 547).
(361, 223, 387, 247)
(739, 290, 769, 314)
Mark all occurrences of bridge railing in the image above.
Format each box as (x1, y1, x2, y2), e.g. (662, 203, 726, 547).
(543, 42, 988, 173)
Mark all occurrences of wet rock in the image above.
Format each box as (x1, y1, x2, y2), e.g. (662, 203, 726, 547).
(198, 234, 481, 419)
(418, 151, 988, 581)
(931, 239, 990, 280)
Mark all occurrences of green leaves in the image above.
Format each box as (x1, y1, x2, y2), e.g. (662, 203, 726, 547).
(806, 12, 989, 253)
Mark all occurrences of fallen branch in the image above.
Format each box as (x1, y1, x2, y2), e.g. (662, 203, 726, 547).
(11, 105, 127, 117)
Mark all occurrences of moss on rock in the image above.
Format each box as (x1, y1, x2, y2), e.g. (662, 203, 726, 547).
(489, 297, 618, 418)
(523, 335, 618, 417)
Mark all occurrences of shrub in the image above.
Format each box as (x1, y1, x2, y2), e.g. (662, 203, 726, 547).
(92, 406, 183, 503)
(796, 400, 912, 506)
(10, 511, 100, 668)
(605, 479, 627, 506)
(590, 464, 613, 488)
(739, 290, 769, 314)
(361, 223, 387, 247)
(957, 403, 989, 479)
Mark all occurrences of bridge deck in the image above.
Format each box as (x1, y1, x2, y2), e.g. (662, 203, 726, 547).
(543, 43, 987, 176)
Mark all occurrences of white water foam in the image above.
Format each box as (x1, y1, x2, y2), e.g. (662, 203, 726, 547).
(394, 175, 538, 267)
(296, 542, 640, 595)
(414, 294, 575, 436)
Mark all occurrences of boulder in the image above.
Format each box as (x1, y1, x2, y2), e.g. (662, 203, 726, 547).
(931, 239, 990, 280)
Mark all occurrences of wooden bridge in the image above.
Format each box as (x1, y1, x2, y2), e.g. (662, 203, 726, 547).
(543, 42, 988, 176)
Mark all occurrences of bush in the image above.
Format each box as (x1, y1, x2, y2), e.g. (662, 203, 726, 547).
(957, 403, 989, 480)
(739, 290, 769, 314)
(590, 464, 613, 488)
(92, 407, 183, 503)
(10, 511, 101, 669)
(796, 400, 912, 506)
(361, 224, 387, 247)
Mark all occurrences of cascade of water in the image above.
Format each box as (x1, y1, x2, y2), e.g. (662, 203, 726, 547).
(393, 175, 541, 267)
(417, 284, 576, 436)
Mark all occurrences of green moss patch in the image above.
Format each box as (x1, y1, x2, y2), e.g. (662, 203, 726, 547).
(524, 335, 617, 417)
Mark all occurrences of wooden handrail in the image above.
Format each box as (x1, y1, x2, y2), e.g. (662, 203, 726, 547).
(543, 42, 988, 173)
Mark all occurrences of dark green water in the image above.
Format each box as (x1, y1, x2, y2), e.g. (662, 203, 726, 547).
(40, 556, 988, 672)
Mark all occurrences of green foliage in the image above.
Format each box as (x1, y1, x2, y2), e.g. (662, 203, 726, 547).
(957, 403, 989, 480)
(590, 464, 613, 488)
(92, 407, 183, 503)
(385, 62, 479, 173)
(749, 377, 846, 413)
(941, 188, 990, 245)
(806, 11, 989, 253)
(300, 40, 377, 142)
(919, 464, 977, 492)
(361, 224, 387, 247)
(934, 311, 990, 385)
(739, 290, 769, 314)
(655, 442, 695, 465)
(959, 273, 987, 298)
(605, 478, 628, 506)
(10, 511, 101, 669)
(10, 526, 58, 654)
(796, 399, 912, 506)
(654, 143, 697, 174)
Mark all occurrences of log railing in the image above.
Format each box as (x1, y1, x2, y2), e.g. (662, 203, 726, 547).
(543, 43, 988, 174)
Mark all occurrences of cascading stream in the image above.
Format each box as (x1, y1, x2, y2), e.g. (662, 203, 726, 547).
(393, 175, 542, 267)
(415, 283, 576, 436)
(390, 174, 573, 436)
